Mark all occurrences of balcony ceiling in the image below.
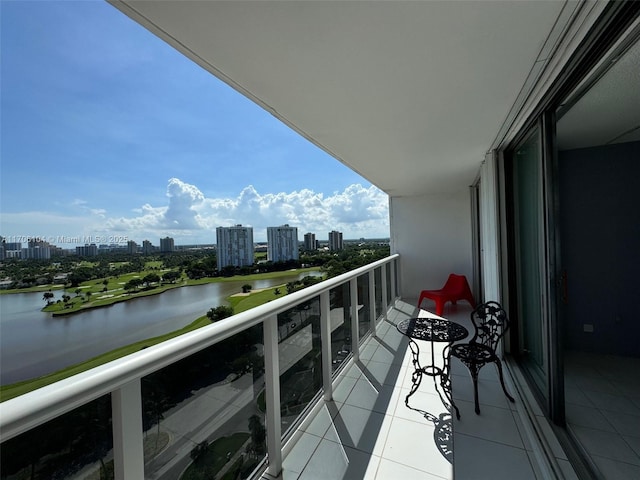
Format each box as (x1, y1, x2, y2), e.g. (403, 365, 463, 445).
(113, 1, 571, 196)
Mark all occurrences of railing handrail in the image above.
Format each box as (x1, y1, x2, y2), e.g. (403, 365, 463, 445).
(0, 254, 399, 442)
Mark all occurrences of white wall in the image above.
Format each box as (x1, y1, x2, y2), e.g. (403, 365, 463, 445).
(389, 190, 473, 301)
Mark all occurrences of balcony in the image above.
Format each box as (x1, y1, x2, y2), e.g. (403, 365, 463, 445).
(0, 255, 572, 480)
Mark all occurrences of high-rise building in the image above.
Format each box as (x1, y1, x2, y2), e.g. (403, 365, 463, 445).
(127, 240, 138, 255)
(160, 237, 175, 253)
(216, 225, 254, 270)
(303, 232, 316, 251)
(267, 224, 299, 262)
(142, 240, 154, 255)
(22, 245, 51, 260)
(76, 244, 98, 257)
(328, 230, 343, 251)
(23, 240, 52, 260)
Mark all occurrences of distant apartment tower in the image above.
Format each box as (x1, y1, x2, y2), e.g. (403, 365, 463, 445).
(3, 242, 22, 259)
(267, 224, 299, 262)
(22, 245, 51, 260)
(328, 230, 344, 251)
(127, 240, 138, 254)
(303, 232, 316, 251)
(216, 225, 254, 270)
(23, 239, 51, 260)
(76, 244, 98, 257)
(142, 240, 154, 255)
(160, 237, 175, 253)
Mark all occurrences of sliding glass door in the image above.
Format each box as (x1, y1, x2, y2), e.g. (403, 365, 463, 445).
(510, 125, 550, 405)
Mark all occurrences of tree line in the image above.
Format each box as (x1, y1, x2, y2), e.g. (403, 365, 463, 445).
(1, 243, 390, 290)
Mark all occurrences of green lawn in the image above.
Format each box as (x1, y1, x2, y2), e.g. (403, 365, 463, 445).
(228, 285, 287, 313)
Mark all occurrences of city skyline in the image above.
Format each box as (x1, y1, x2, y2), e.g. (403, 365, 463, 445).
(0, 1, 390, 246)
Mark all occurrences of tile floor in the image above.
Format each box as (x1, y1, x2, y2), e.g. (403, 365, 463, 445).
(262, 300, 550, 480)
(564, 351, 640, 479)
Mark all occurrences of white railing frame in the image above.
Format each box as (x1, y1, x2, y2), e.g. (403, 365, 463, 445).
(0, 254, 399, 479)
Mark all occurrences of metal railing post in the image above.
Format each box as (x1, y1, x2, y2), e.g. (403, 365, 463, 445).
(263, 314, 282, 476)
(112, 379, 144, 480)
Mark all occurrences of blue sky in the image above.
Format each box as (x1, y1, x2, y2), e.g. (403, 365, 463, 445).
(1, 1, 389, 245)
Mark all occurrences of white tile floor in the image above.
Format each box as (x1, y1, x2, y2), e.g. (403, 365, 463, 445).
(262, 300, 545, 480)
(565, 351, 640, 479)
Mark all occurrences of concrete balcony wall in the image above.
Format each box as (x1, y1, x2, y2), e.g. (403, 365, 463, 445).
(389, 190, 473, 300)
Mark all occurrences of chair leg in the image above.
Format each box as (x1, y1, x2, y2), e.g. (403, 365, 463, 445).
(467, 363, 481, 414)
(417, 292, 426, 309)
(495, 358, 515, 403)
(472, 374, 481, 414)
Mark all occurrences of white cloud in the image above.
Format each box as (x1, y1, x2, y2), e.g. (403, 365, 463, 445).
(105, 178, 389, 243)
(1, 179, 390, 245)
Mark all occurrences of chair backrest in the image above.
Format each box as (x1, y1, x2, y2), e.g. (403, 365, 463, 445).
(442, 273, 468, 294)
(469, 301, 509, 351)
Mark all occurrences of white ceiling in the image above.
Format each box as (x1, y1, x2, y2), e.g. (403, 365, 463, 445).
(557, 33, 640, 150)
(112, 1, 574, 196)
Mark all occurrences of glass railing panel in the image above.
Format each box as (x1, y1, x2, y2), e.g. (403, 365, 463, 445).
(141, 325, 265, 479)
(329, 282, 352, 373)
(0, 394, 112, 479)
(357, 272, 371, 339)
(374, 266, 383, 320)
(277, 297, 321, 434)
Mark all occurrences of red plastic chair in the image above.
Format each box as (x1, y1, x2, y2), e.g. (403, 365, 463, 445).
(417, 274, 476, 316)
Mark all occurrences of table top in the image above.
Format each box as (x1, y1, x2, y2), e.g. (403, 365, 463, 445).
(396, 317, 469, 343)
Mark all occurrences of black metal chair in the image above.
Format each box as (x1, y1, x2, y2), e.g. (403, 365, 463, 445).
(449, 301, 515, 414)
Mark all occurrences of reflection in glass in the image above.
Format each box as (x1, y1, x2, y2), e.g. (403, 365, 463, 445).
(374, 267, 383, 320)
(277, 298, 321, 435)
(513, 127, 547, 395)
(358, 273, 371, 339)
(329, 283, 353, 373)
(141, 326, 265, 479)
(0, 395, 113, 479)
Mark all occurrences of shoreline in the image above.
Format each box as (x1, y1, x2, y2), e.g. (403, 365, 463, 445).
(26, 267, 320, 316)
(50, 283, 185, 316)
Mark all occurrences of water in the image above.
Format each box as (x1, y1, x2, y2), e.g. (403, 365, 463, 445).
(0, 273, 318, 385)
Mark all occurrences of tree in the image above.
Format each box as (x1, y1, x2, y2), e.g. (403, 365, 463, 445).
(190, 440, 209, 463)
(142, 273, 160, 287)
(124, 278, 143, 292)
(42, 291, 54, 305)
(85, 291, 92, 302)
(162, 270, 181, 283)
(248, 415, 266, 456)
(206, 305, 234, 322)
(242, 284, 252, 293)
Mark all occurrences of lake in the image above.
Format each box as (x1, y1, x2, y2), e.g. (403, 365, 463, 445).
(0, 273, 316, 385)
